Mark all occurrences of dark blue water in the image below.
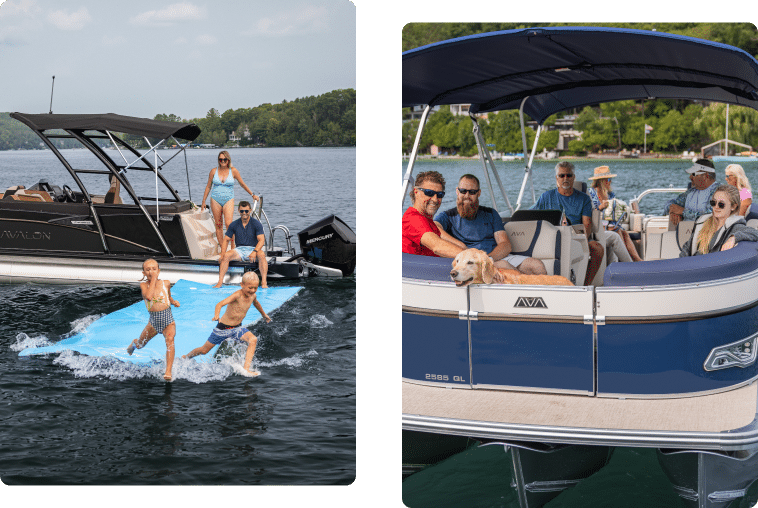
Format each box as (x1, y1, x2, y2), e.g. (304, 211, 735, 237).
(401, 157, 758, 507)
(0, 147, 355, 485)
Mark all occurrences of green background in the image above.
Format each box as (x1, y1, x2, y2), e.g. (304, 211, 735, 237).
(0, 0, 758, 508)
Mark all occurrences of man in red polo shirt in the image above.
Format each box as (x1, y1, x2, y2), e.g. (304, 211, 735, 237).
(402, 171, 465, 257)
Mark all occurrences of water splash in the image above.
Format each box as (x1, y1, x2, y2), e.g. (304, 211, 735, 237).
(309, 315, 333, 328)
(257, 349, 318, 368)
(65, 314, 105, 337)
(51, 350, 254, 384)
(10, 332, 53, 352)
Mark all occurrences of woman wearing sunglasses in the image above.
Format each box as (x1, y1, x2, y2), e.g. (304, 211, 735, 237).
(679, 185, 758, 257)
(200, 150, 259, 252)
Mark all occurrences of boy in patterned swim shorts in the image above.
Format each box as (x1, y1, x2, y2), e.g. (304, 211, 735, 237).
(183, 272, 271, 375)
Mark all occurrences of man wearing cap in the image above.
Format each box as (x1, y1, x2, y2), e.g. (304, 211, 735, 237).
(434, 174, 547, 274)
(531, 161, 604, 285)
(667, 158, 719, 227)
(402, 170, 465, 257)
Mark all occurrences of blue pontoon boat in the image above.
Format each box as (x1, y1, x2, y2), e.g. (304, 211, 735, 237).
(402, 27, 758, 507)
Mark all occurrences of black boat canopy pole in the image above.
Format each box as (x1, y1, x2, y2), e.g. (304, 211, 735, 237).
(49, 76, 55, 114)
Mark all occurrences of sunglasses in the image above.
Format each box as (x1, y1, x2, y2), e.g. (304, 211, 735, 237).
(218, 158, 229, 162)
(457, 188, 480, 195)
(239, 209, 251, 214)
(709, 200, 728, 209)
(558, 173, 575, 179)
(415, 187, 445, 199)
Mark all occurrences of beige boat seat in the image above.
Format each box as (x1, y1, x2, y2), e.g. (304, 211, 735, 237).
(92, 176, 123, 204)
(504, 219, 584, 283)
(650, 220, 694, 260)
(3, 187, 53, 202)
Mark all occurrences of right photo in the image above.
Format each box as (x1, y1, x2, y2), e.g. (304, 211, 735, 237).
(402, 23, 758, 508)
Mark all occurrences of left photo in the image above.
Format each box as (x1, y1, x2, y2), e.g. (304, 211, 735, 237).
(0, 0, 355, 485)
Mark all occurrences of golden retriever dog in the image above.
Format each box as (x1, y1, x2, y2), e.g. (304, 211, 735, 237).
(450, 248, 574, 287)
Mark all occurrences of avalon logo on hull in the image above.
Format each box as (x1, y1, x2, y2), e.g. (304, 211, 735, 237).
(514, 296, 547, 308)
(0, 230, 51, 241)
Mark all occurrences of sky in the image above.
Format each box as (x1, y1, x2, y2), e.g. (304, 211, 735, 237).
(0, 0, 355, 119)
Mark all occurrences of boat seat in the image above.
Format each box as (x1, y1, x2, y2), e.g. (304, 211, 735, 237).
(646, 220, 694, 260)
(504, 220, 584, 283)
(4, 188, 53, 202)
(2, 185, 25, 199)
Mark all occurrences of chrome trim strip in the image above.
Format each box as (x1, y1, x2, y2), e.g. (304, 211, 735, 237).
(402, 411, 758, 450)
(403, 306, 459, 319)
(402, 377, 472, 390)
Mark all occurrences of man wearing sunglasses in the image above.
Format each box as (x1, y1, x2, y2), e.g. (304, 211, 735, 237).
(214, 201, 268, 288)
(666, 158, 719, 227)
(531, 161, 604, 285)
(402, 171, 465, 257)
(434, 174, 547, 274)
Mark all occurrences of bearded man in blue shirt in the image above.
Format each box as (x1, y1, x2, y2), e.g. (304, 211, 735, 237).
(434, 174, 546, 275)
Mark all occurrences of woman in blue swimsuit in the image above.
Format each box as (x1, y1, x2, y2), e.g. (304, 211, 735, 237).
(201, 150, 259, 252)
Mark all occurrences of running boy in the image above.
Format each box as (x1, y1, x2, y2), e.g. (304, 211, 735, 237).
(127, 258, 180, 381)
(183, 271, 271, 375)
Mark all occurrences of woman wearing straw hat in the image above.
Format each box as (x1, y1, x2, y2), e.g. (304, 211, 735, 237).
(588, 165, 642, 262)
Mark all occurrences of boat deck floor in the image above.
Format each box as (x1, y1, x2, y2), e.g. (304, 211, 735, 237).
(403, 381, 758, 433)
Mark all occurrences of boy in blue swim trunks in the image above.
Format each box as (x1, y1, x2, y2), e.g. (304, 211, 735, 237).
(183, 272, 271, 375)
(213, 201, 268, 288)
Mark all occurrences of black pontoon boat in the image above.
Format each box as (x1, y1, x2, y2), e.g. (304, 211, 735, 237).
(0, 113, 355, 285)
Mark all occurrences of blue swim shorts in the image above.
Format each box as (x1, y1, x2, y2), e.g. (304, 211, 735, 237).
(207, 323, 250, 345)
(235, 246, 256, 261)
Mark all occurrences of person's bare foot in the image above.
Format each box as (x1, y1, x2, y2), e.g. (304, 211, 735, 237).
(261, 282, 268, 289)
(212, 282, 223, 288)
(164, 373, 172, 381)
(248, 370, 260, 377)
(127, 340, 137, 355)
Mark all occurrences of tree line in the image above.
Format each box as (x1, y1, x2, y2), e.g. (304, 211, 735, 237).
(401, 23, 758, 157)
(404, 101, 758, 157)
(0, 88, 355, 151)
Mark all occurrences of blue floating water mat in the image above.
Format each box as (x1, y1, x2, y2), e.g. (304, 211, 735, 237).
(19, 280, 302, 364)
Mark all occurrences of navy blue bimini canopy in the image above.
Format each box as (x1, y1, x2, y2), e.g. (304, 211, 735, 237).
(402, 26, 758, 124)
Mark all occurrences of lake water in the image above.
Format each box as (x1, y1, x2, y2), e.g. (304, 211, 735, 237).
(401, 157, 758, 507)
(0, 147, 355, 486)
(402, 157, 758, 217)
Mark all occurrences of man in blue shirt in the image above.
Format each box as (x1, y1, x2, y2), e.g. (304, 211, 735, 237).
(531, 162, 604, 285)
(435, 174, 546, 274)
(214, 201, 268, 288)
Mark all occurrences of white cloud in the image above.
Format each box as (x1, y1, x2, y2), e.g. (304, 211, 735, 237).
(130, 2, 206, 27)
(245, 5, 329, 37)
(0, 0, 42, 18)
(47, 6, 91, 31)
(195, 34, 217, 45)
(0, 0, 44, 43)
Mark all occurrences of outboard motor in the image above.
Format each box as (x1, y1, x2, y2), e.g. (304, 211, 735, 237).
(297, 215, 356, 276)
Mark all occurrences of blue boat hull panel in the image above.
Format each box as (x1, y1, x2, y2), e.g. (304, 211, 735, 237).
(597, 306, 758, 396)
(471, 320, 593, 393)
(402, 312, 470, 386)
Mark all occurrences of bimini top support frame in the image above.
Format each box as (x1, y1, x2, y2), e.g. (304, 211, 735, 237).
(9, 112, 202, 257)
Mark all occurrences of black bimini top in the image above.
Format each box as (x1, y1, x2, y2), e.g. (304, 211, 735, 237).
(402, 26, 758, 123)
(10, 113, 201, 141)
